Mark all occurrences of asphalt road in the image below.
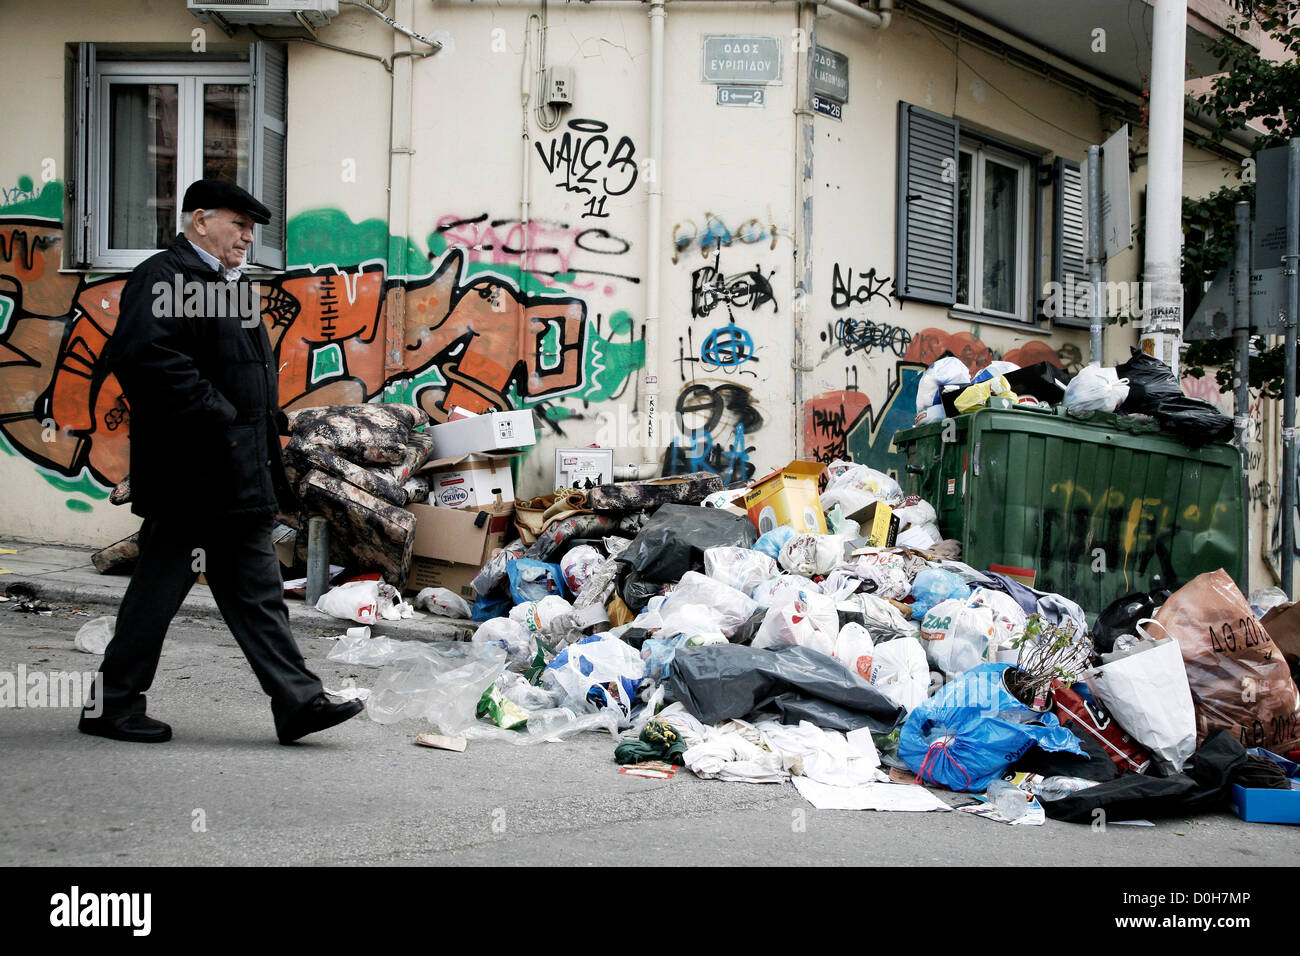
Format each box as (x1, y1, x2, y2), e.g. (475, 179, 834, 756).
(1, 605, 1295, 867)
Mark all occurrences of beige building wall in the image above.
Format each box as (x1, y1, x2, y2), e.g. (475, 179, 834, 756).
(0, 0, 1282, 594)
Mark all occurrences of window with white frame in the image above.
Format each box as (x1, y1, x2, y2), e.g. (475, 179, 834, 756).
(69, 43, 286, 271)
(955, 139, 1033, 320)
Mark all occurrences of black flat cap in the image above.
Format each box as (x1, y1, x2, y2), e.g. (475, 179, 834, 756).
(181, 179, 271, 224)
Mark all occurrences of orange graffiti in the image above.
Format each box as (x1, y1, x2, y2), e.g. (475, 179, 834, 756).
(903, 327, 992, 373)
(804, 390, 871, 464)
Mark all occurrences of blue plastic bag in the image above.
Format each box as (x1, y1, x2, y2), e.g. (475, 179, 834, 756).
(506, 559, 567, 604)
(754, 525, 796, 561)
(909, 567, 970, 618)
(899, 663, 1086, 792)
(546, 634, 644, 718)
(472, 590, 513, 622)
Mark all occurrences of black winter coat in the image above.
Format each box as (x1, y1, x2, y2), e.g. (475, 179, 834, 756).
(106, 235, 298, 519)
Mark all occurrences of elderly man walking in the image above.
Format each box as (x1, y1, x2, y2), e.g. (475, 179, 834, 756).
(80, 179, 362, 745)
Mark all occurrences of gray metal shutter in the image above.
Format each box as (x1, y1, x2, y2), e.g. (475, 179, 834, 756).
(895, 101, 958, 305)
(249, 41, 287, 270)
(68, 41, 95, 268)
(1052, 157, 1090, 327)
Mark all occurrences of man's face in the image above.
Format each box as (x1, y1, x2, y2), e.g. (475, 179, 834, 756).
(192, 209, 256, 270)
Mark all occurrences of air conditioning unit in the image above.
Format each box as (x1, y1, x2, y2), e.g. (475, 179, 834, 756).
(187, 0, 340, 29)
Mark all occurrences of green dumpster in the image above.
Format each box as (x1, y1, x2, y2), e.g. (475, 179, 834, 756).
(892, 404, 1246, 617)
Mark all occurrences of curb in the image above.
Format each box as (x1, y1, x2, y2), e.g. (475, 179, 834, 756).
(7, 576, 478, 643)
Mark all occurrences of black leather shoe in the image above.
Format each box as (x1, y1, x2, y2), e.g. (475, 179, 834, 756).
(78, 711, 172, 743)
(277, 694, 364, 744)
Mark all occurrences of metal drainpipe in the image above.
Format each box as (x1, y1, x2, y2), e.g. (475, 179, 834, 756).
(384, 0, 415, 383)
(792, 0, 817, 459)
(632, 0, 666, 476)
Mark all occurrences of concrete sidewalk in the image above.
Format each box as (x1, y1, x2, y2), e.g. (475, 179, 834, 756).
(0, 537, 475, 642)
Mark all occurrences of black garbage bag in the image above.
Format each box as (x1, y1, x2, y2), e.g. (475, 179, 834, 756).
(1092, 587, 1171, 654)
(1003, 361, 1070, 406)
(621, 503, 757, 583)
(618, 567, 668, 614)
(1039, 729, 1247, 823)
(665, 643, 906, 734)
(1115, 348, 1234, 446)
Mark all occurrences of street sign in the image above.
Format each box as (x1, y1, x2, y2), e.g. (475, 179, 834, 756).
(1101, 124, 1132, 260)
(701, 35, 782, 85)
(811, 45, 849, 103)
(812, 94, 842, 121)
(1185, 265, 1287, 340)
(1255, 145, 1290, 268)
(717, 85, 766, 107)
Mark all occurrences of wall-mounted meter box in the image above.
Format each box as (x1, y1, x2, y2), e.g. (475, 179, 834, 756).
(544, 66, 575, 106)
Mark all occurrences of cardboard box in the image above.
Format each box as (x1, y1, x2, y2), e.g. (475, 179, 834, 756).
(404, 501, 515, 598)
(849, 500, 899, 547)
(427, 410, 536, 459)
(744, 460, 827, 535)
(1231, 782, 1300, 824)
(420, 454, 515, 509)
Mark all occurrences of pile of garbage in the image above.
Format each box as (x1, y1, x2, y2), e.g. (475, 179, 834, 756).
(915, 347, 1235, 446)
(329, 442, 1300, 824)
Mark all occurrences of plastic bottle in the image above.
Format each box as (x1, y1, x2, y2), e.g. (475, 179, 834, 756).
(984, 779, 1028, 820)
(1033, 776, 1098, 801)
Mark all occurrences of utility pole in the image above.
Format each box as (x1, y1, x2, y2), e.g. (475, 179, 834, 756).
(1139, 0, 1187, 376)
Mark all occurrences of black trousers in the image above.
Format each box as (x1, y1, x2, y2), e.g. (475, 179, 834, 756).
(96, 514, 323, 732)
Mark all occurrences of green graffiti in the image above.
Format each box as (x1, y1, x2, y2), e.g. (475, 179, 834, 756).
(40, 470, 110, 500)
(287, 207, 424, 270)
(382, 364, 448, 407)
(65, 499, 93, 513)
(1, 179, 62, 218)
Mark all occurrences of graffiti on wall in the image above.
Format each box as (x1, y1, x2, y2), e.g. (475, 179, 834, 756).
(670, 212, 790, 264)
(803, 361, 925, 476)
(663, 381, 763, 484)
(829, 263, 893, 311)
(0, 183, 645, 507)
(820, 317, 912, 359)
(534, 118, 638, 220)
(690, 254, 777, 320)
(430, 213, 638, 296)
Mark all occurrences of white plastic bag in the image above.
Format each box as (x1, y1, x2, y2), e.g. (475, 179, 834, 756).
(704, 547, 779, 595)
(778, 533, 850, 577)
(544, 634, 645, 725)
(414, 586, 471, 618)
(893, 499, 937, 529)
(833, 622, 876, 680)
(868, 637, 931, 712)
(472, 616, 537, 666)
(752, 590, 839, 656)
(750, 574, 822, 607)
(366, 641, 508, 732)
(656, 571, 759, 638)
(895, 524, 941, 550)
(1085, 636, 1197, 773)
(1064, 364, 1130, 414)
(920, 598, 996, 680)
(823, 461, 903, 507)
(315, 579, 380, 625)
(916, 356, 972, 413)
(74, 616, 115, 654)
(328, 632, 407, 667)
(560, 545, 604, 594)
(969, 587, 1027, 650)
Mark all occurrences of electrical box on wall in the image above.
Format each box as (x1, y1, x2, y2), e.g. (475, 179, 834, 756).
(544, 66, 575, 106)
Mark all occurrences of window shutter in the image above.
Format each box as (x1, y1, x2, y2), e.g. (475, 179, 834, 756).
(249, 41, 287, 270)
(68, 41, 95, 268)
(1052, 157, 1090, 326)
(895, 101, 958, 305)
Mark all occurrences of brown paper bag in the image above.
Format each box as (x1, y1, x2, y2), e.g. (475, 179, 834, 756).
(1154, 569, 1300, 753)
